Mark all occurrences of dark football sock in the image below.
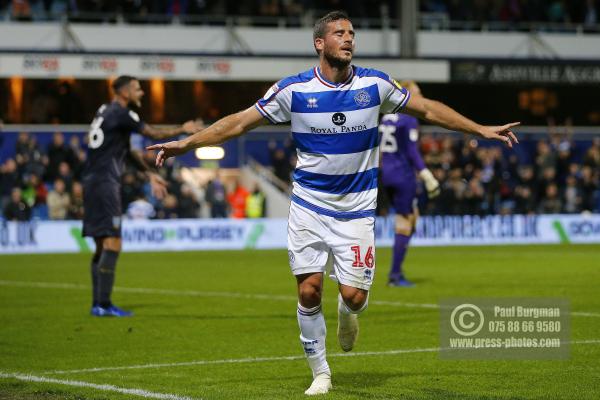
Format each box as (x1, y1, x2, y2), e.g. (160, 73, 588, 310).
(389, 233, 411, 280)
(91, 254, 100, 307)
(97, 250, 120, 308)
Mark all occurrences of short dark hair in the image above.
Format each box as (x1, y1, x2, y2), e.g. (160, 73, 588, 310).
(313, 10, 350, 41)
(112, 75, 137, 92)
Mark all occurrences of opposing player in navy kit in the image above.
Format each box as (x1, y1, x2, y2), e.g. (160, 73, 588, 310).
(83, 75, 201, 317)
(380, 81, 440, 287)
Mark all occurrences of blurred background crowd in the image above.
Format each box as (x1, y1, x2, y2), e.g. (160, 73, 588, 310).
(1, 0, 598, 29)
(2, 123, 598, 222)
(0, 129, 268, 221)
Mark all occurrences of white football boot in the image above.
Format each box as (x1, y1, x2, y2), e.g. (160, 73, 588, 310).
(337, 307, 359, 352)
(304, 373, 332, 395)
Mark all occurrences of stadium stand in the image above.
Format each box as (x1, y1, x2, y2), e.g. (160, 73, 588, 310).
(1, 126, 598, 221)
(1, 0, 598, 31)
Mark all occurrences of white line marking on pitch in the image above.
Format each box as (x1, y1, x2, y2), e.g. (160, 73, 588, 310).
(0, 372, 198, 400)
(42, 340, 600, 376)
(45, 347, 441, 375)
(1, 279, 599, 317)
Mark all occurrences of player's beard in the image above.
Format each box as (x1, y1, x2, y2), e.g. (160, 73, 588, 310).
(323, 49, 352, 70)
(129, 99, 142, 109)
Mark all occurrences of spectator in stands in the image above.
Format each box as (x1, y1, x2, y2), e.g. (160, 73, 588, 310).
(534, 141, 556, 178)
(463, 174, 485, 215)
(178, 184, 200, 218)
(21, 174, 37, 207)
(205, 173, 228, 218)
(269, 141, 292, 184)
(227, 179, 249, 219)
(127, 194, 156, 219)
(563, 174, 583, 213)
(518, 164, 536, 190)
(11, 0, 31, 21)
(15, 132, 31, 162)
(68, 135, 85, 179)
(24, 136, 47, 179)
(580, 166, 598, 212)
(30, 173, 48, 207)
(1, 158, 20, 209)
(538, 183, 562, 214)
(121, 172, 143, 210)
(246, 184, 266, 218)
(46, 132, 74, 182)
(68, 181, 84, 219)
(156, 194, 179, 219)
(547, 0, 568, 23)
(57, 161, 74, 191)
(3, 188, 31, 221)
(447, 167, 467, 215)
(514, 184, 536, 214)
(583, 137, 600, 169)
(583, 0, 599, 27)
(47, 178, 70, 220)
(536, 166, 557, 202)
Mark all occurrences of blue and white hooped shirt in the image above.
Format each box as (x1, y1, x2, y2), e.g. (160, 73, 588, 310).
(255, 65, 411, 219)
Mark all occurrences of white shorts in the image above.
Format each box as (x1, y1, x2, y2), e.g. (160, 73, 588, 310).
(287, 201, 376, 290)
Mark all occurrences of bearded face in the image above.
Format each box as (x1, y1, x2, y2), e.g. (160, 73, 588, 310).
(316, 19, 355, 69)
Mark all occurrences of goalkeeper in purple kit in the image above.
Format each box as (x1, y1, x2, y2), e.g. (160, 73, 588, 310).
(379, 81, 440, 287)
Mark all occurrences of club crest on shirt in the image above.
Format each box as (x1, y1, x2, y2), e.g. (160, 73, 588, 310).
(354, 90, 371, 107)
(288, 250, 295, 266)
(307, 97, 318, 108)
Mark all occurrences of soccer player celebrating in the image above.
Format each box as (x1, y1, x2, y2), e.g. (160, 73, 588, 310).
(83, 75, 201, 317)
(379, 81, 440, 287)
(148, 11, 518, 395)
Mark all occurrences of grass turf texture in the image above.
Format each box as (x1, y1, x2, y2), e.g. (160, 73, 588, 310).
(0, 245, 599, 399)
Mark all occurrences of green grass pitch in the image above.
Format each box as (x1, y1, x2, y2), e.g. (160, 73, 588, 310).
(1, 244, 599, 399)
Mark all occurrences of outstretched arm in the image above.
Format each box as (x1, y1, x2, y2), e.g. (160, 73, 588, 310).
(141, 120, 203, 140)
(403, 95, 519, 147)
(147, 106, 268, 167)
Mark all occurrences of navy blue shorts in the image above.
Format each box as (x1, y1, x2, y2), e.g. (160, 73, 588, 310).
(82, 180, 122, 238)
(384, 179, 417, 215)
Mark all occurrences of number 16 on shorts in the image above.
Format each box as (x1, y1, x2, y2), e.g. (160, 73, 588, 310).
(351, 246, 375, 268)
(351, 245, 375, 284)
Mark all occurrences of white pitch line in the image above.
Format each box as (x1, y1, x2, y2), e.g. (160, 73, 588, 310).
(1, 279, 599, 317)
(0, 372, 198, 400)
(0, 279, 434, 310)
(44, 347, 441, 375)
(40, 340, 600, 376)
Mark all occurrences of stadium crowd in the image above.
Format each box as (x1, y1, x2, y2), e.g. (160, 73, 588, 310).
(1, 0, 598, 28)
(1, 128, 599, 221)
(379, 132, 600, 216)
(0, 131, 267, 221)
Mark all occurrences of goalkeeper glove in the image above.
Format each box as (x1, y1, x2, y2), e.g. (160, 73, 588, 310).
(419, 168, 440, 199)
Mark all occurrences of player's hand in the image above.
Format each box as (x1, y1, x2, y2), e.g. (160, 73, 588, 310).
(182, 120, 203, 135)
(149, 173, 168, 200)
(478, 122, 520, 148)
(419, 168, 440, 199)
(146, 140, 188, 167)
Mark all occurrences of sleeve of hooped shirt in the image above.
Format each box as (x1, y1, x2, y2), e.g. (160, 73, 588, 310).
(378, 73, 411, 115)
(254, 81, 292, 124)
